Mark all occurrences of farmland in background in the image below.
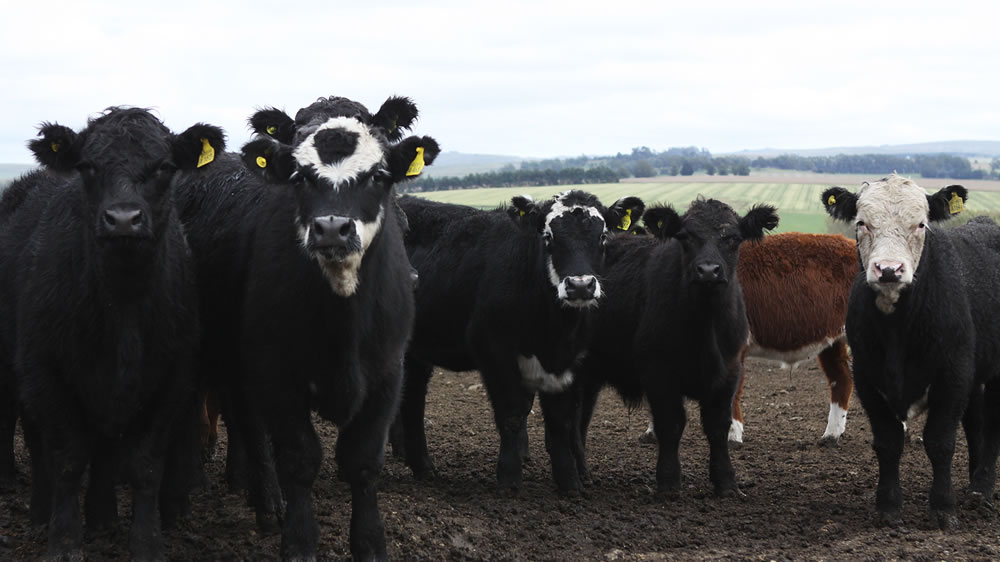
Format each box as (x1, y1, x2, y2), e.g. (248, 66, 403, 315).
(413, 172, 1000, 234)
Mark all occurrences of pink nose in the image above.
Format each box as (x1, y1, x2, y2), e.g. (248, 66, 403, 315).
(872, 260, 904, 282)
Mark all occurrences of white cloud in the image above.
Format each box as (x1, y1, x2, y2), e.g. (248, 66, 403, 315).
(1, 0, 998, 162)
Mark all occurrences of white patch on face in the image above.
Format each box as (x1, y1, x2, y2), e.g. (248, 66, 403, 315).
(854, 174, 930, 312)
(518, 355, 574, 393)
(315, 205, 385, 297)
(292, 117, 385, 188)
(728, 419, 744, 444)
(543, 195, 606, 237)
(821, 403, 848, 441)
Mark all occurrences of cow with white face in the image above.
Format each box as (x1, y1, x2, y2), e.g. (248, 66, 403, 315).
(391, 190, 643, 495)
(229, 95, 438, 560)
(823, 174, 1000, 529)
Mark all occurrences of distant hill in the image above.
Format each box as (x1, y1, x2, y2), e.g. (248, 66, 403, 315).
(421, 151, 532, 178)
(728, 140, 1000, 158)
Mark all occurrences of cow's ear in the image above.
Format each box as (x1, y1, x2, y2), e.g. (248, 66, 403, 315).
(386, 136, 440, 182)
(173, 124, 226, 171)
(642, 205, 682, 239)
(373, 96, 419, 142)
(605, 196, 645, 233)
(249, 108, 295, 144)
(508, 194, 540, 228)
(739, 204, 779, 242)
(241, 138, 297, 182)
(28, 123, 80, 171)
(821, 187, 858, 222)
(928, 184, 967, 221)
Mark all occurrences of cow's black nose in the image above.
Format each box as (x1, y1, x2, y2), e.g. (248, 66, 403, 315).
(565, 275, 597, 300)
(696, 263, 722, 282)
(102, 207, 146, 237)
(311, 216, 355, 248)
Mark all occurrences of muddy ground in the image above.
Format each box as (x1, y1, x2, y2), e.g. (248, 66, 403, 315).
(3, 359, 999, 560)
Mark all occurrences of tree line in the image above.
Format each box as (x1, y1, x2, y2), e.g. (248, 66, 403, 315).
(404, 146, 998, 192)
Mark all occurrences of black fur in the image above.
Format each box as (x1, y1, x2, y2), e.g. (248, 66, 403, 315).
(174, 95, 435, 560)
(821, 186, 858, 222)
(391, 191, 643, 495)
(0, 108, 213, 560)
(825, 182, 1000, 528)
(248, 107, 296, 144)
(570, 198, 778, 498)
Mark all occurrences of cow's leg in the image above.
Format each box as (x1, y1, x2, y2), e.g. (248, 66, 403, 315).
(571, 380, 600, 485)
(648, 390, 686, 499)
(0, 374, 15, 490)
(818, 338, 852, 447)
(161, 393, 205, 529)
(862, 391, 906, 526)
(45, 423, 91, 559)
(270, 407, 322, 561)
(84, 437, 118, 532)
(22, 416, 50, 526)
(398, 357, 437, 479)
(235, 394, 282, 535)
(729, 360, 746, 444)
(923, 388, 965, 530)
(481, 364, 534, 493)
(703, 359, 741, 497)
(963, 386, 985, 489)
(539, 390, 582, 495)
(969, 382, 1000, 508)
(335, 371, 401, 562)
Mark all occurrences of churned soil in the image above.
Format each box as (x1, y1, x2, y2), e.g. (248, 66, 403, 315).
(3, 359, 999, 560)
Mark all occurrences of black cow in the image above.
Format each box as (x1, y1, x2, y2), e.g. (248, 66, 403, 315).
(393, 191, 643, 495)
(823, 174, 1000, 529)
(0, 108, 220, 560)
(572, 198, 778, 498)
(0, 169, 59, 491)
(224, 95, 438, 560)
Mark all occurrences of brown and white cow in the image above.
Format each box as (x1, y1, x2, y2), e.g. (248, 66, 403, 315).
(643, 232, 858, 446)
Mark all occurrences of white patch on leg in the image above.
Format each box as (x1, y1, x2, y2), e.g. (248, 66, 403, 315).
(518, 355, 574, 393)
(728, 419, 744, 443)
(821, 402, 848, 441)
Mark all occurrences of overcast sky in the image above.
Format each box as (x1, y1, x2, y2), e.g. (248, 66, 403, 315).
(2, 1, 997, 163)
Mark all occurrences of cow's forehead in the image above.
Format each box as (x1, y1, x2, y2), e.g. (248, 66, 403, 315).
(292, 116, 386, 189)
(857, 176, 928, 223)
(684, 199, 738, 231)
(544, 200, 605, 233)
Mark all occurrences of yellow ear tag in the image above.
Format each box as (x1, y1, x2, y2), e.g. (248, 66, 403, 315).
(949, 191, 964, 214)
(405, 146, 425, 177)
(266, 125, 277, 136)
(618, 208, 632, 231)
(519, 210, 525, 216)
(827, 195, 836, 206)
(256, 156, 267, 169)
(50, 142, 60, 153)
(197, 138, 215, 168)
(657, 220, 664, 229)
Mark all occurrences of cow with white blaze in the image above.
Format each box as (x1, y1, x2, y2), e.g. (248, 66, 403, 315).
(571, 198, 778, 499)
(236, 95, 438, 560)
(823, 174, 1000, 529)
(393, 191, 643, 495)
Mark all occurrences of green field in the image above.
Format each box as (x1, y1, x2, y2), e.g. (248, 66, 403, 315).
(413, 181, 1000, 234)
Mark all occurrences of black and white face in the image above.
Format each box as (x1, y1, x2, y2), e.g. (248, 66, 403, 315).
(290, 116, 391, 297)
(538, 191, 610, 308)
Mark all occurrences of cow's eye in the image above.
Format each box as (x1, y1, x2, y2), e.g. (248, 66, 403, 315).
(856, 220, 867, 230)
(917, 222, 926, 230)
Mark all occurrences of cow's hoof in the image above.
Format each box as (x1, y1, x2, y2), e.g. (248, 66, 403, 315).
(964, 491, 997, 518)
(639, 431, 657, 444)
(558, 487, 581, 499)
(255, 511, 281, 536)
(498, 486, 520, 499)
(716, 486, 747, 501)
(931, 509, 958, 531)
(817, 435, 841, 448)
(412, 467, 438, 481)
(876, 510, 904, 528)
(728, 439, 744, 450)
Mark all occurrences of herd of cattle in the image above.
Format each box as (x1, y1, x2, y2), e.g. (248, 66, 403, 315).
(0, 95, 998, 560)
